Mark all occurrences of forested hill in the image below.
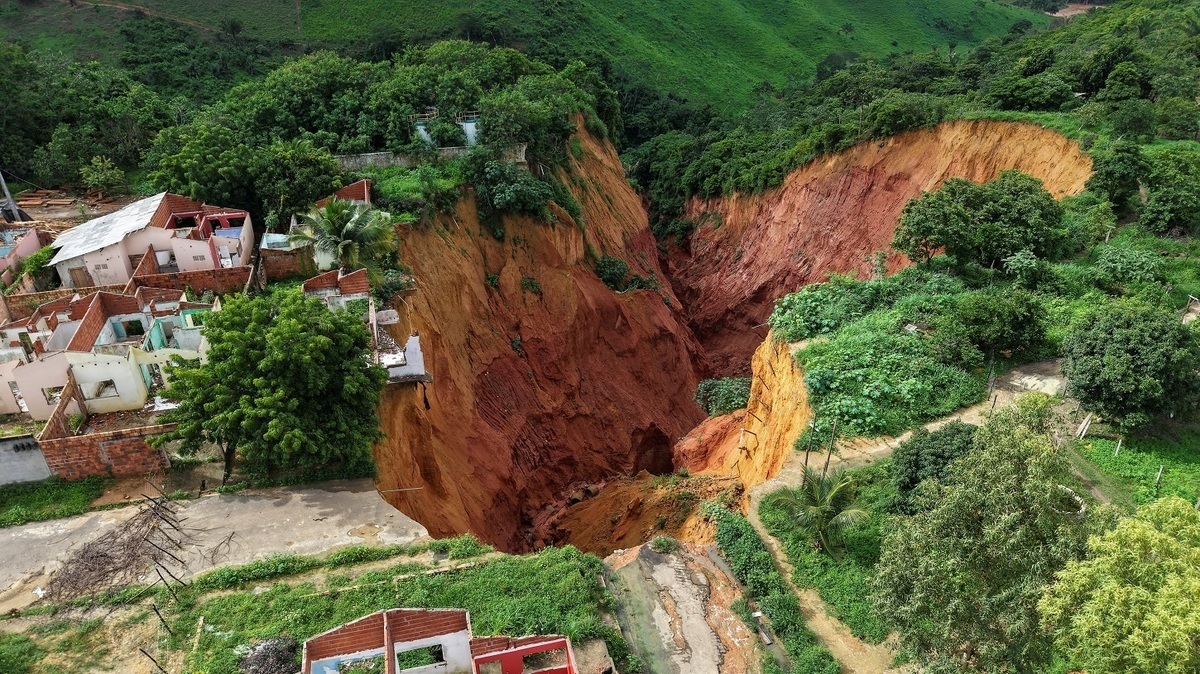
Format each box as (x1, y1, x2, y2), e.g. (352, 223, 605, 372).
(2, 0, 1046, 111)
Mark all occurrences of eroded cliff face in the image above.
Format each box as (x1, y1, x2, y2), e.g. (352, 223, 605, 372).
(671, 120, 1094, 373)
(374, 124, 707, 552)
(675, 332, 811, 487)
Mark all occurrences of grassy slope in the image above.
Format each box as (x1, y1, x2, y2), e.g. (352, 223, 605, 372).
(5, 0, 1047, 110)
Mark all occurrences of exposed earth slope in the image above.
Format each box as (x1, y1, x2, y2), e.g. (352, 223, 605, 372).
(374, 124, 707, 552)
(671, 119, 1094, 373)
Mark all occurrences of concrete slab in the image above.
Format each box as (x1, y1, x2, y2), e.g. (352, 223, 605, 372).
(0, 479, 428, 611)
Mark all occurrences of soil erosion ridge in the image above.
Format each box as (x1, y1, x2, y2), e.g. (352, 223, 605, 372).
(376, 119, 1091, 554)
(375, 121, 708, 552)
(672, 119, 1093, 374)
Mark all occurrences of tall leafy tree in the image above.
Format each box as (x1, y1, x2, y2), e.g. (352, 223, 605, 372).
(1040, 496, 1200, 674)
(1062, 300, 1200, 430)
(155, 293, 387, 481)
(288, 199, 397, 278)
(873, 396, 1114, 672)
(764, 466, 868, 559)
(892, 170, 1067, 268)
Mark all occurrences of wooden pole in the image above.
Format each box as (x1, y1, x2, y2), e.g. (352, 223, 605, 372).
(1114, 438, 1122, 457)
(151, 605, 174, 636)
(1155, 465, 1165, 491)
(822, 418, 838, 478)
(140, 648, 169, 674)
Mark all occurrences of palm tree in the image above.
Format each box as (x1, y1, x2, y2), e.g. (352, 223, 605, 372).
(765, 466, 868, 559)
(289, 199, 396, 279)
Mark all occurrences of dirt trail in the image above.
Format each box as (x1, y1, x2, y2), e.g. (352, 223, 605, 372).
(742, 360, 1065, 674)
(56, 0, 216, 31)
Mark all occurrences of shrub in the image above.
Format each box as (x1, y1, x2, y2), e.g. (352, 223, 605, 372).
(595, 255, 631, 290)
(891, 421, 978, 511)
(1093, 245, 1165, 289)
(649, 536, 679, 554)
(79, 155, 125, 194)
(373, 268, 414, 302)
(520, 277, 542, 295)
(949, 289, 1047, 358)
(1063, 300, 1200, 429)
(0, 633, 44, 674)
(694, 377, 751, 416)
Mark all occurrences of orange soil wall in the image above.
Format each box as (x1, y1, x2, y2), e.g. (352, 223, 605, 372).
(374, 123, 708, 552)
(671, 120, 1093, 373)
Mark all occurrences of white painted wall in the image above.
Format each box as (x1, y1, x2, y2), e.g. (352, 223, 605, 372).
(66, 351, 148, 414)
(9, 353, 70, 420)
(171, 237, 214, 272)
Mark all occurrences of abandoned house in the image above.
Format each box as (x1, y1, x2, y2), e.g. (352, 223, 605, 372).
(0, 288, 212, 420)
(0, 227, 47, 286)
(301, 267, 371, 311)
(271, 179, 376, 272)
(49, 192, 254, 289)
(302, 608, 582, 674)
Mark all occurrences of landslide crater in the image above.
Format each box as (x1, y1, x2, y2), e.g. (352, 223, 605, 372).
(374, 119, 1093, 554)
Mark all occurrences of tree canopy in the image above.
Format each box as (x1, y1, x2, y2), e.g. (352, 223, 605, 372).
(892, 170, 1068, 268)
(156, 293, 387, 481)
(873, 396, 1114, 671)
(1062, 300, 1200, 429)
(1040, 496, 1200, 674)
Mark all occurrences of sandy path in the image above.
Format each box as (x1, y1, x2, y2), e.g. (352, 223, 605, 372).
(743, 360, 1066, 673)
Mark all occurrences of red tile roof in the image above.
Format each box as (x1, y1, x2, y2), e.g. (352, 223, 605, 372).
(315, 179, 372, 208)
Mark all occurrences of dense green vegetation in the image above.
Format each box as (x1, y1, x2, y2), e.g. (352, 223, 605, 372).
(1063, 300, 1200, 429)
(873, 397, 1116, 672)
(0, 476, 109, 528)
(761, 464, 893, 643)
(1039, 496, 1200, 674)
(1080, 431, 1200, 504)
(176, 545, 627, 674)
(890, 421, 978, 512)
(631, 0, 1200, 230)
(0, 0, 1043, 120)
(156, 291, 387, 482)
(706, 504, 840, 674)
(694, 377, 752, 416)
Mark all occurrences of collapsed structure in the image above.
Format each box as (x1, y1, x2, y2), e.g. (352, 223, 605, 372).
(302, 608, 578, 674)
(0, 288, 212, 420)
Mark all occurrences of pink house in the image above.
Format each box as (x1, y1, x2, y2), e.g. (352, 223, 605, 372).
(0, 228, 47, 286)
(50, 193, 254, 289)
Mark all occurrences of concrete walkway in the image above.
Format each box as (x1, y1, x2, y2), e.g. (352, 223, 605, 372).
(744, 360, 1066, 674)
(0, 480, 428, 612)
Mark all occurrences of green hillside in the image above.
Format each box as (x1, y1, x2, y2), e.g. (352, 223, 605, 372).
(2, 0, 1047, 109)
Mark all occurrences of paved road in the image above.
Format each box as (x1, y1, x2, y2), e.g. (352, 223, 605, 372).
(0, 480, 428, 611)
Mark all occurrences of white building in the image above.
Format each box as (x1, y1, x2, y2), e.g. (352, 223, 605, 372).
(50, 193, 254, 289)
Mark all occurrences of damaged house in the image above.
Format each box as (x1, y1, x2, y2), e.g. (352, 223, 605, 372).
(49, 192, 254, 289)
(0, 288, 212, 420)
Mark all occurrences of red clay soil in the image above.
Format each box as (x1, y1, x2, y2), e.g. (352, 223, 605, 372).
(670, 119, 1094, 374)
(374, 121, 708, 552)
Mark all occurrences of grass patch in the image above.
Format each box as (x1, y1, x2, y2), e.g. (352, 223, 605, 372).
(759, 464, 894, 643)
(707, 504, 840, 674)
(0, 476, 110, 528)
(0, 632, 45, 674)
(1078, 429, 1200, 506)
(175, 545, 629, 674)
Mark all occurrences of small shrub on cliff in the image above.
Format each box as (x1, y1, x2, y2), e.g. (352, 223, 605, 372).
(694, 377, 752, 416)
(650, 536, 680, 554)
(595, 255, 659, 292)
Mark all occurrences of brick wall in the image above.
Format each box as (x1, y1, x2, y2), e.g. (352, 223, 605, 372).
(261, 246, 317, 282)
(305, 609, 469, 663)
(39, 424, 174, 481)
(0, 285, 127, 324)
(127, 266, 252, 295)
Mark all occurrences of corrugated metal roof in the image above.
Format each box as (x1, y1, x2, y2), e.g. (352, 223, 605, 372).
(49, 193, 167, 266)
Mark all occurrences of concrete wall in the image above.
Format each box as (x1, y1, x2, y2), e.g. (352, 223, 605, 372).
(66, 351, 149, 415)
(172, 237, 215, 272)
(10, 352, 70, 421)
(0, 230, 45, 286)
(0, 435, 50, 485)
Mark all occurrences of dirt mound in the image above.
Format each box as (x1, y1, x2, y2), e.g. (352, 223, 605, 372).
(670, 120, 1093, 373)
(374, 122, 707, 552)
(547, 472, 738, 556)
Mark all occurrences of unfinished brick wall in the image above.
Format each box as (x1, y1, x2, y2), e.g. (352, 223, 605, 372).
(261, 246, 317, 282)
(126, 266, 252, 295)
(305, 611, 388, 662)
(0, 285, 128, 323)
(39, 424, 174, 481)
